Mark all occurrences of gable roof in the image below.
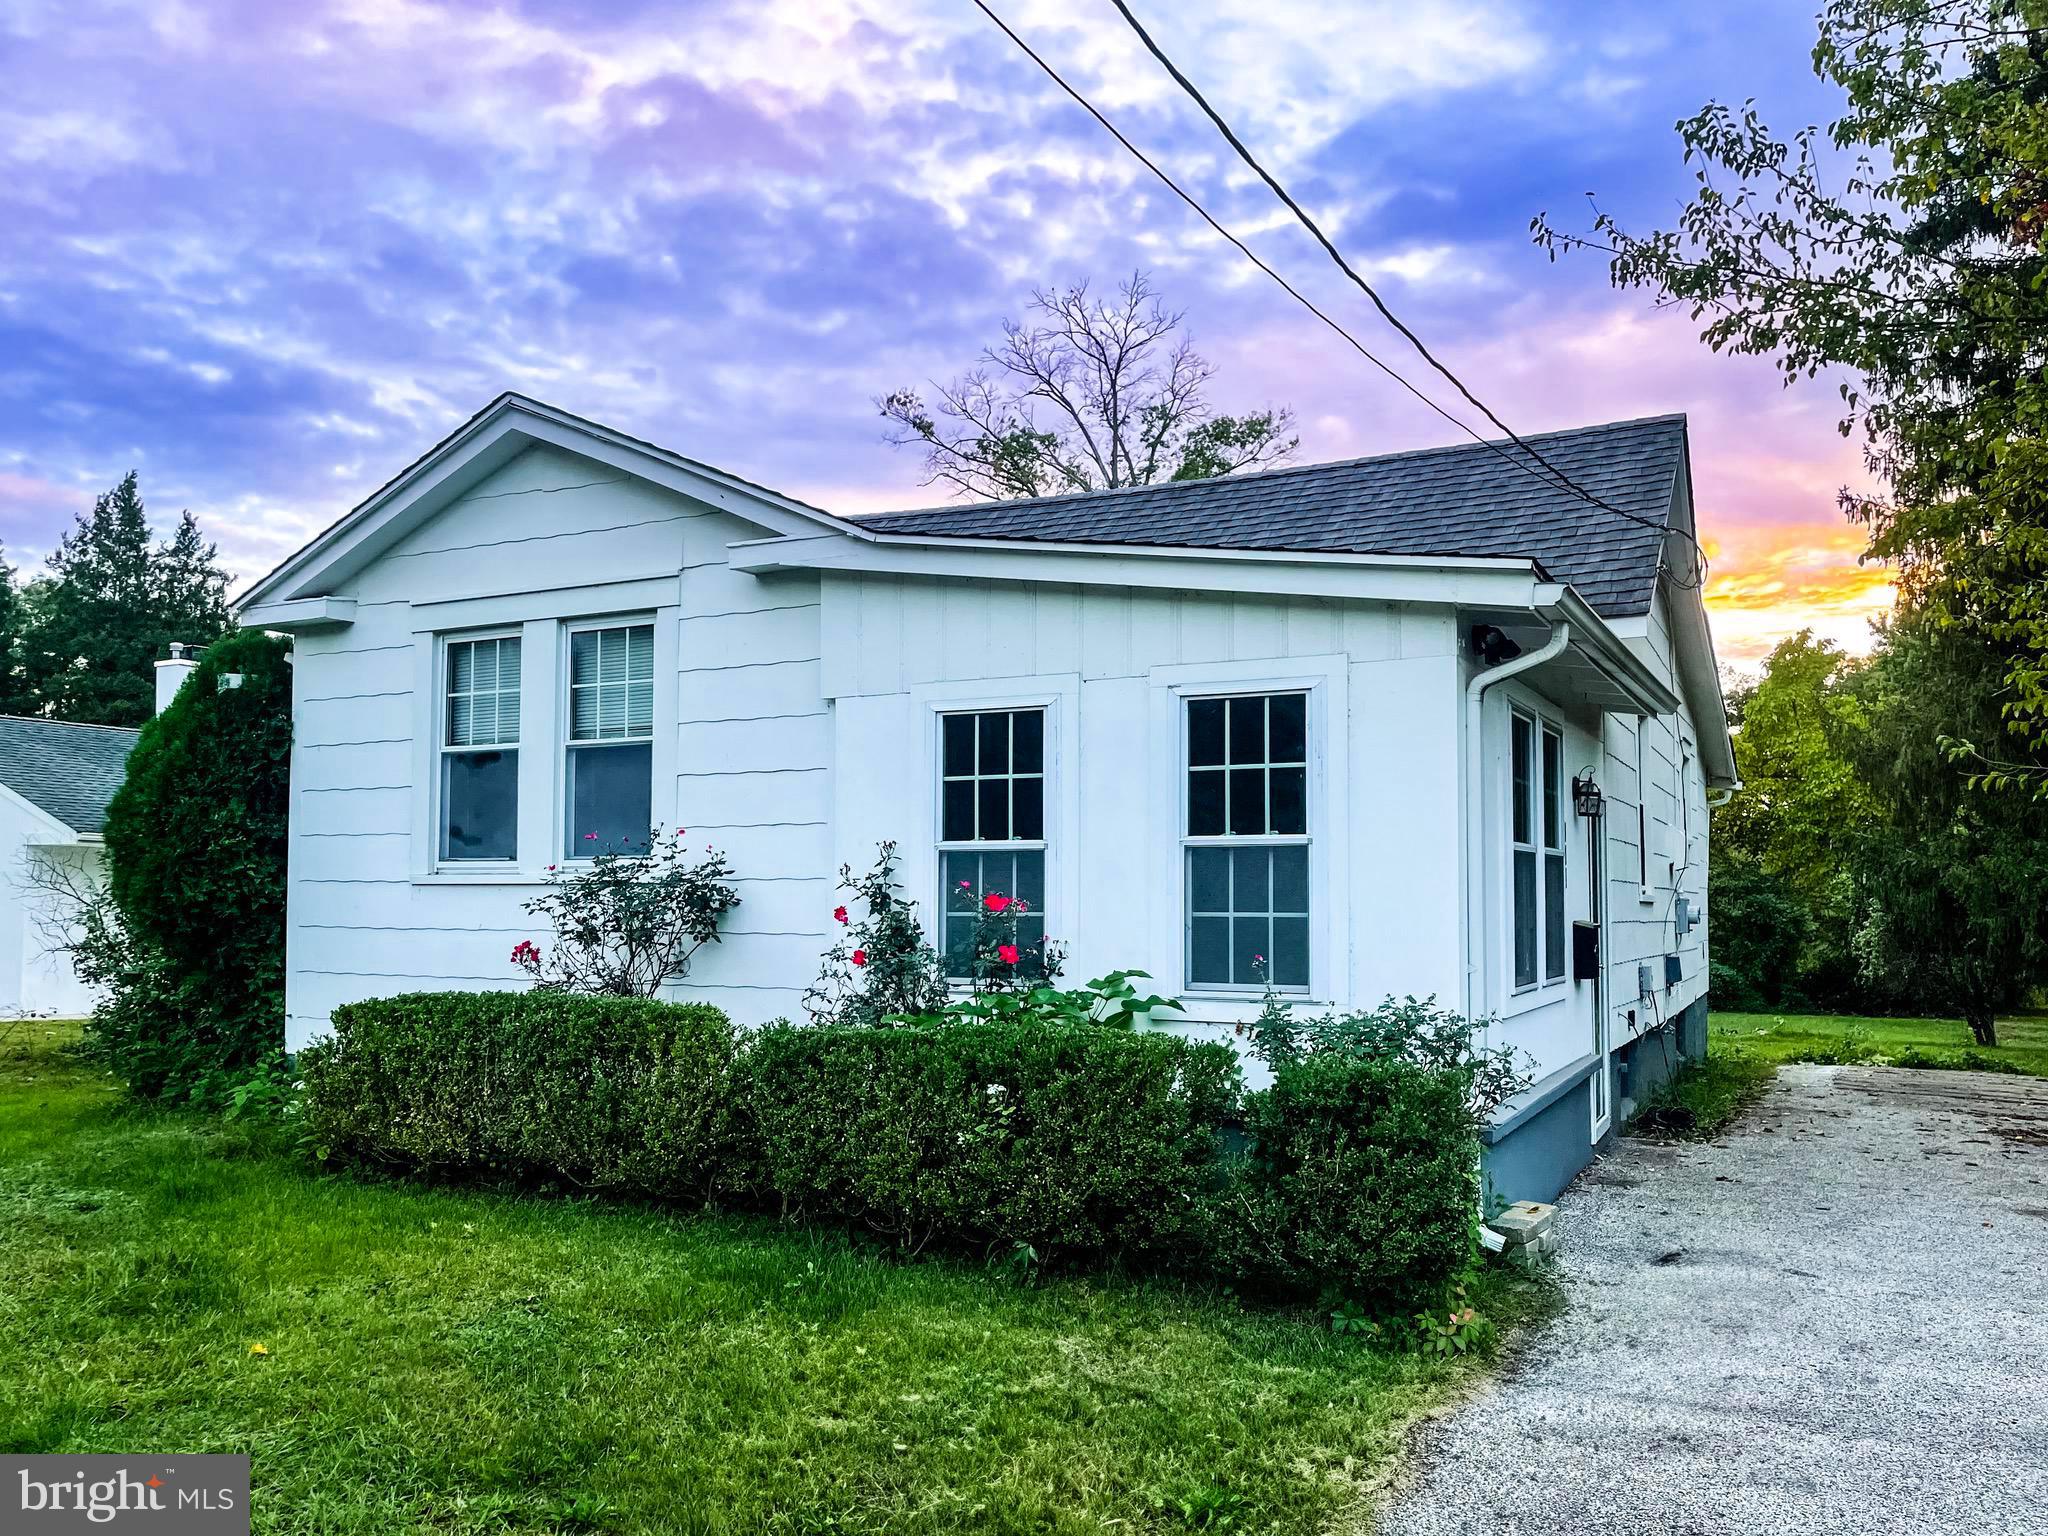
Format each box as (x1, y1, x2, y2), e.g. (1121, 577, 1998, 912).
(854, 415, 1689, 619)
(0, 716, 140, 835)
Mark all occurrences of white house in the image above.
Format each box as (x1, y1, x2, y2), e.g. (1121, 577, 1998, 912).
(241, 393, 1735, 1202)
(0, 656, 197, 1018)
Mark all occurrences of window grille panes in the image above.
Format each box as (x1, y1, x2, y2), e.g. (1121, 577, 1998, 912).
(939, 709, 1044, 844)
(1186, 845, 1309, 988)
(446, 635, 521, 747)
(1542, 725, 1567, 982)
(1510, 712, 1537, 989)
(938, 708, 1048, 979)
(565, 623, 655, 857)
(1185, 692, 1309, 990)
(440, 635, 521, 861)
(1186, 693, 1306, 837)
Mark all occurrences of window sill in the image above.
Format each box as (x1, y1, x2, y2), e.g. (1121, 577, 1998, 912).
(415, 868, 544, 887)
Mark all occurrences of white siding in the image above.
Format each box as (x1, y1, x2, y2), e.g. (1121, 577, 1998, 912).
(283, 444, 828, 1048)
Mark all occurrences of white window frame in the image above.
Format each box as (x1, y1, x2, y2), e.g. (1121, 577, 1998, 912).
(1635, 717, 1654, 903)
(1541, 720, 1568, 985)
(934, 704, 1052, 979)
(1502, 699, 1573, 1002)
(1181, 688, 1313, 995)
(1145, 656, 1346, 1012)
(561, 615, 658, 863)
(434, 628, 523, 867)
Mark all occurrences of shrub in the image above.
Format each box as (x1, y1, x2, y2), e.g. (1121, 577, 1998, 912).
(90, 628, 292, 1102)
(804, 843, 951, 1026)
(510, 828, 741, 995)
(1218, 1053, 1477, 1314)
(300, 991, 744, 1201)
(742, 1018, 1241, 1263)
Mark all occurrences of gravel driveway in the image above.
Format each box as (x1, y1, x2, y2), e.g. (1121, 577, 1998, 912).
(1377, 1065, 2048, 1536)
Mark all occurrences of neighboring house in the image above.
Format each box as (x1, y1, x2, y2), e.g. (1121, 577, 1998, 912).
(0, 716, 140, 1015)
(240, 393, 1736, 1203)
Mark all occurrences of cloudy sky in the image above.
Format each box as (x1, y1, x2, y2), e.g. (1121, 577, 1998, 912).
(0, 0, 1889, 667)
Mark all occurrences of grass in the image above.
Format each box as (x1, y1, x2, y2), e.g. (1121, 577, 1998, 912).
(0, 1022, 1541, 1536)
(1710, 1009, 2048, 1077)
(1625, 1050, 1777, 1140)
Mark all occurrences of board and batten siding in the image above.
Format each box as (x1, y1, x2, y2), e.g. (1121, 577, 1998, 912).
(817, 570, 1468, 1069)
(1603, 587, 1710, 1056)
(282, 444, 829, 1049)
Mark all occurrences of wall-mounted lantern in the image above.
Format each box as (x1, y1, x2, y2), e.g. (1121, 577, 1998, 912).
(1572, 771, 1605, 820)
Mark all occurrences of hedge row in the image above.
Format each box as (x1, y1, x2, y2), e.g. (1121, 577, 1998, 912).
(300, 992, 1477, 1311)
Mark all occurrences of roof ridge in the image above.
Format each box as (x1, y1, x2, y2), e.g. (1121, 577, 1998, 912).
(856, 413, 1689, 522)
(0, 713, 145, 736)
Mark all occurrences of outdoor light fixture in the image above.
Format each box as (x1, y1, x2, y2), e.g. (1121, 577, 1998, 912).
(1469, 624, 1522, 666)
(1572, 770, 1604, 819)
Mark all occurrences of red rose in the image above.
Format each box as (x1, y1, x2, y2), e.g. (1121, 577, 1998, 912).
(851, 949, 867, 967)
(833, 906, 849, 924)
(983, 893, 1012, 913)
(998, 943, 1020, 966)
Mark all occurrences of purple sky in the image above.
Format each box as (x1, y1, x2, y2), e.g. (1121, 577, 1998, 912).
(0, 0, 1884, 665)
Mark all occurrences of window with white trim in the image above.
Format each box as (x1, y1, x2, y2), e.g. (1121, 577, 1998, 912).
(564, 621, 654, 857)
(1185, 692, 1309, 990)
(1542, 722, 1567, 982)
(1635, 719, 1652, 900)
(440, 633, 521, 862)
(938, 708, 1048, 977)
(1510, 710, 1569, 990)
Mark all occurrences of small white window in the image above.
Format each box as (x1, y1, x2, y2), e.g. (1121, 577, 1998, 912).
(1510, 711, 1569, 990)
(1184, 692, 1309, 990)
(564, 621, 654, 857)
(937, 708, 1048, 976)
(1635, 719, 1653, 901)
(440, 633, 521, 862)
(1510, 711, 1537, 990)
(1542, 722, 1567, 982)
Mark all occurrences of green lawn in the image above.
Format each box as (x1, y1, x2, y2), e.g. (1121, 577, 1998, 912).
(1710, 1009, 2048, 1077)
(0, 1022, 1536, 1536)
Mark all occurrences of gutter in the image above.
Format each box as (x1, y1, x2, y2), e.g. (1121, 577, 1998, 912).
(1461, 620, 1571, 1026)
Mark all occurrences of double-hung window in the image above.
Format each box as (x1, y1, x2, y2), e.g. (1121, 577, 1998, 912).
(1185, 692, 1309, 990)
(441, 634, 521, 862)
(565, 621, 654, 857)
(938, 708, 1048, 976)
(1510, 710, 1569, 989)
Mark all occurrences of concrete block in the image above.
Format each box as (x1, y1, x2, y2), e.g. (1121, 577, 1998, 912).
(1488, 1200, 1556, 1247)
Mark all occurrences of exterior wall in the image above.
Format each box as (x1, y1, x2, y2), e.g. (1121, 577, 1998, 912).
(0, 792, 105, 1018)
(283, 443, 829, 1049)
(819, 573, 1466, 1074)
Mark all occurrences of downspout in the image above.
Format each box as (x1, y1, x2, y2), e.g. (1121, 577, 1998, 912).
(1462, 621, 1571, 1026)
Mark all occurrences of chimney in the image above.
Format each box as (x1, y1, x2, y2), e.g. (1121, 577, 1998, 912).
(155, 642, 199, 715)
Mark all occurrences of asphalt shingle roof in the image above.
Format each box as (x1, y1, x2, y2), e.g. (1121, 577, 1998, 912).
(853, 415, 1689, 618)
(0, 716, 140, 835)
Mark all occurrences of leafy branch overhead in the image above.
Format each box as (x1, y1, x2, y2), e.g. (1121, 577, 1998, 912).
(879, 270, 1297, 501)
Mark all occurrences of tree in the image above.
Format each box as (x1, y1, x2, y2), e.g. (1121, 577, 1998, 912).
(82, 628, 292, 1099)
(1844, 616, 2048, 1043)
(880, 271, 1297, 500)
(0, 548, 32, 717)
(19, 471, 231, 725)
(1533, 1, 2048, 777)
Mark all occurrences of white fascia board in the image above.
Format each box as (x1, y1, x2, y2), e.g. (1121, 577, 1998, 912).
(728, 531, 1548, 607)
(235, 394, 865, 613)
(240, 596, 358, 632)
(0, 779, 79, 842)
(1534, 584, 1683, 715)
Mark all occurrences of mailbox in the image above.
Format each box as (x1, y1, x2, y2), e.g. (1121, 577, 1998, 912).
(1571, 921, 1600, 982)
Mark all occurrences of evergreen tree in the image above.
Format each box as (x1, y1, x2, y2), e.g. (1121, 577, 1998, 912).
(19, 472, 231, 725)
(0, 548, 24, 717)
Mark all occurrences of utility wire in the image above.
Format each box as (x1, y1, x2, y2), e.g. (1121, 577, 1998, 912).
(968, 0, 1706, 588)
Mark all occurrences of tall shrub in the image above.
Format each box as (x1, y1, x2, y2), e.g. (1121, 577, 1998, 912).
(90, 628, 291, 1098)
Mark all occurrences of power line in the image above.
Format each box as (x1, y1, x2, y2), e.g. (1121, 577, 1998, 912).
(966, 0, 1705, 588)
(1102, 0, 1706, 586)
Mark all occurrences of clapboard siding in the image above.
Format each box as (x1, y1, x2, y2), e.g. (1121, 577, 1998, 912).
(283, 449, 829, 1050)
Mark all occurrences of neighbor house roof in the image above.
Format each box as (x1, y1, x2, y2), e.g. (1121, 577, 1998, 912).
(853, 415, 1690, 619)
(0, 716, 141, 835)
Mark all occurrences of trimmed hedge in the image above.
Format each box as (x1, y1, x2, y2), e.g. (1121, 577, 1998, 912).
(743, 1020, 1239, 1262)
(1217, 1054, 1477, 1315)
(301, 991, 743, 1202)
(300, 992, 1481, 1309)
